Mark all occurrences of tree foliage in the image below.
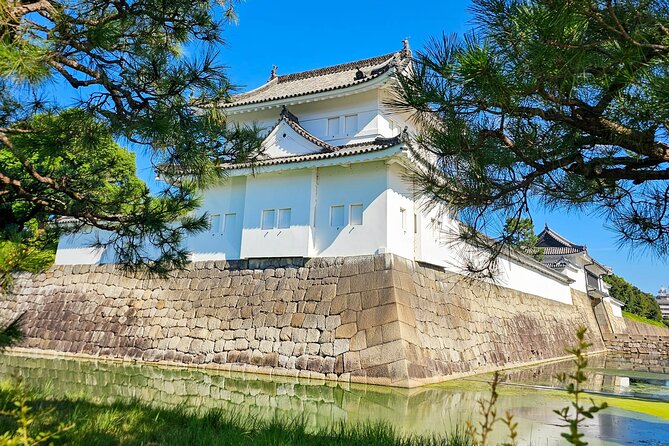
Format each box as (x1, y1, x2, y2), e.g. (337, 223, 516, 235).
(0, 220, 54, 290)
(501, 217, 544, 260)
(395, 0, 669, 258)
(0, 0, 262, 274)
(603, 273, 662, 321)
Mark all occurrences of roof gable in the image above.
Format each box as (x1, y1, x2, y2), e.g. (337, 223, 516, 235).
(262, 109, 334, 158)
(223, 107, 404, 171)
(537, 226, 586, 255)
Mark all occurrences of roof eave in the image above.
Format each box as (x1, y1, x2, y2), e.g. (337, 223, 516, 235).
(604, 296, 625, 307)
(221, 70, 396, 115)
(583, 256, 611, 275)
(222, 144, 406, 177)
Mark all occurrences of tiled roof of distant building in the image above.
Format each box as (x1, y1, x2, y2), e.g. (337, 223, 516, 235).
(537, 226, 587, 256)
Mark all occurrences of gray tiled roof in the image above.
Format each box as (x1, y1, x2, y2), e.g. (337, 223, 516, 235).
(537, 226, 586, 255)
(222, 47, 411, 108)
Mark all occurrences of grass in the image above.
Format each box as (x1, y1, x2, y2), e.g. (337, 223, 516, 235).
(622, 311, 668, 329)
(0, 380, 471, 446)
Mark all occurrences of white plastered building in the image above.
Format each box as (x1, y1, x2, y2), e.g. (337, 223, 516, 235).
(56, 42, 615, 307)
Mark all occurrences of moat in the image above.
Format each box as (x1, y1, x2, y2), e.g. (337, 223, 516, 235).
(0, 352, 667, 445)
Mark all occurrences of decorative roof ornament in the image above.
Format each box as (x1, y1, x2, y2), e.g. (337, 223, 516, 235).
(354, 67, 366, 81)
(269, 65, 278, 81)
(280, 105, 299, 123)
(402, 37, 411, 56)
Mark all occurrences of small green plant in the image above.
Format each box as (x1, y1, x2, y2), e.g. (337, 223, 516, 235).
(0, 378, 73, 446)
(465, 372, 518, 446)
(465, 328, 608, 446)
(553, 327, 608, 446)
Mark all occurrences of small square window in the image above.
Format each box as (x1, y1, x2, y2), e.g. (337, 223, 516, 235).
(209, 214, 221, 233)
(350, 204, 363, 226)
(327, 117, 340, 138)
(330, 205, 345, 227)
(278, 208, 291, 229)
(223, 213, 236, 233)
(262, 209, 275, 230)
(345, 114, 358, 135)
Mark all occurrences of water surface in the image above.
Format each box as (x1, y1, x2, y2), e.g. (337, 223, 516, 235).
(0, 352, 667, 446)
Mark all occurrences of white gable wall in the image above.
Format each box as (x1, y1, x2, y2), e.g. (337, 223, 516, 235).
(262, 120, 325, 158)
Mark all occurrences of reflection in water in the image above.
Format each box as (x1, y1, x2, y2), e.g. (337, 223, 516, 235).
(0, 353, 667, 446)
(493, 353, 669, 401)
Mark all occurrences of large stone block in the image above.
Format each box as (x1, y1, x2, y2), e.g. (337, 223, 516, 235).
(1, 253, 615, 389)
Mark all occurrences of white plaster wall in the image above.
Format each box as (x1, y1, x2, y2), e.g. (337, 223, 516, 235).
(605, 297, 624, 318)
(224, 108, 276, 134)
(560, 266, 587, 293)
(568, 257, 589, 293)
(496, 257, 573, 304)
(262, 121, 324, 158)
(55, 229, 114, 265)
(240, 170, 313, 258)
(406, 182, 574, 304)
(188, 176, 246, 261)
(413, 201, 454, 268)
(386, 161, 415, 260)
(314, 161, 388, 257)
(378, 87, 418, 137)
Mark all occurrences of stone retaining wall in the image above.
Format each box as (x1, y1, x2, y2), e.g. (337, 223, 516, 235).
(617, 317, 669, 337)
(603, 333, 669, 356)
(0, 254, 606, 387)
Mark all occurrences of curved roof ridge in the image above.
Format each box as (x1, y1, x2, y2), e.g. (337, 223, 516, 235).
(278, 106, 336, 152)
(225, 139, 404, 170)
(228, 77, 278, 102)
(538, 226, 586, 249)
(337, 134, 404, 150)
(278, 51, 399, 83)
(221, 45, 412, 109)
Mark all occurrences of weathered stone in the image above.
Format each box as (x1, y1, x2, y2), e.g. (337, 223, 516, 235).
(0, 253, 633, 390)
(303, 314, 319, 329)
(291, 313, 305, 327)
(306, 328, 320, 343)
(366, 326, 384, 347)
(357, 304, 398, 330)
(330, 295, 347, 315)
(335, 323, 357, 339)
(334, 339, 349, 356)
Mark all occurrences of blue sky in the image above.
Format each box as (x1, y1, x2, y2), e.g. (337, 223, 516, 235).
(133, 0, 666, 294)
